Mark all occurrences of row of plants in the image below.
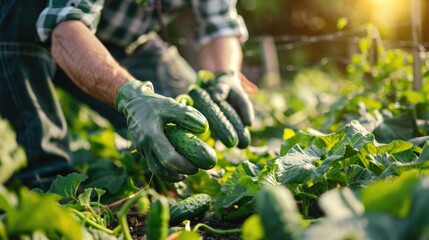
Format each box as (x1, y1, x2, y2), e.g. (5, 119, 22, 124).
(2, 24, 429, 239)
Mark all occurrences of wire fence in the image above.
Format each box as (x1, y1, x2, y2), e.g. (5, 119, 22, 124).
(242, 25, 429, 82)
(245, 26, 428, 56)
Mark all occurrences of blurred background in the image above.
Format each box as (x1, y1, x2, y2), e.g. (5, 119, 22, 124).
(171, 0, 428, 85)
(237, 0, 427, 83)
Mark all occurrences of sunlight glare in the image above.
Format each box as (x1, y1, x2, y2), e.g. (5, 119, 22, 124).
(369, 0, 409, 25)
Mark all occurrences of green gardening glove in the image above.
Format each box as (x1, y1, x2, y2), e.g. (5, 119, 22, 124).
(212, 71, 254, 126)
(116, 80, 209, 182)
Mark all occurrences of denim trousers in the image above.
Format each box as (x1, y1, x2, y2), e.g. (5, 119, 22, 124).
(0, 0, 197, 189)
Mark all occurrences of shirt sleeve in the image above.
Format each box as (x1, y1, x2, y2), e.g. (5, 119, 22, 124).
(36, 0, 104, 42)
(192, 0, 249, 47)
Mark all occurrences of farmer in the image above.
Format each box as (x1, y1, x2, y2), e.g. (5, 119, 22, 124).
(0, 0, 254, 190)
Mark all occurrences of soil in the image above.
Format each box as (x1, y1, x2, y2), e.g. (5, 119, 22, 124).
(108, 198, 322, 239)
(121, 213, 242, 240)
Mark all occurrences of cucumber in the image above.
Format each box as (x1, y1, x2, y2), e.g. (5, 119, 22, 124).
(164, 124, 217, 170)
(169, 193, 212, 225)
(215, 100, 251, 149)
(147, 196, 170, 240)
(188, 87, 238, 148)
(255, 186, 303, 240)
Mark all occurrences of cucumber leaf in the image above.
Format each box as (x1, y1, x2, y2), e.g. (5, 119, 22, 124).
(0, 118, 27, 184)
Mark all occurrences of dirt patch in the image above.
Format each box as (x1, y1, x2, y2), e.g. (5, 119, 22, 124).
(120, 213, 242, 240)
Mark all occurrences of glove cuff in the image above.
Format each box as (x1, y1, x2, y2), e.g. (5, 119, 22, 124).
(115, 80, 154, 111)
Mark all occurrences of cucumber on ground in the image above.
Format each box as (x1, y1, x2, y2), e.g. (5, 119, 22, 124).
(169, 193, 212, 225)
(164, 124, 217, 170)
(188, 87, 238, 148)
(255, 186, 303, 240)
(146, 196, 170, 240)
(216, 100, 251, 149)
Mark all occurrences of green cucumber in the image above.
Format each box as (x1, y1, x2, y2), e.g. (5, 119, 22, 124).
(256, 186, 303, 240)
(146, 196, 170, 240)
(216, 100, 251, 149)
(188, 87, 238, 148)
(169, 193, 212, 225)
(164, 124, 217, 170)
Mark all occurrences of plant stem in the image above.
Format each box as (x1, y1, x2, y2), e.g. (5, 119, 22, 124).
(294, 191, 319, 200)
(117, 192, 145, 240)
(323, 176, 329, 192)
(118, 213, 132, 240)
(304, 218, 324, 225)
(297, 185, 310, 218)
(98, 177, 153, 213)
(192, 223, 241, 234)
(112, 225, 122, 236)
(69, 208, 114, 235)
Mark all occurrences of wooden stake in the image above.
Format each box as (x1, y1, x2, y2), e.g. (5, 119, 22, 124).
(411, 0, 422, 91)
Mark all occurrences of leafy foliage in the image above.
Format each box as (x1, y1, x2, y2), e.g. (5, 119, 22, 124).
(0, 118, 26, 184)
(3, 23, 429, 239)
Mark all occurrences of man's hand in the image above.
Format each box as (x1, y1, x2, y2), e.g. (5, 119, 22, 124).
(212, 71, 254, 126)
(116, 81, 209, 182)
(198, 36, 254, 126)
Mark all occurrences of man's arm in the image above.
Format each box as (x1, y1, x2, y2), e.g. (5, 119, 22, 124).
(197, 35, 254, 126)
(198, 36, 243, 74)
(51, 20, 132, 107)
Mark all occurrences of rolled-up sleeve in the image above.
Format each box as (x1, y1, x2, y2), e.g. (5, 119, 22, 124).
(192, 0, 249, 47)
(36, 0, 104, 42)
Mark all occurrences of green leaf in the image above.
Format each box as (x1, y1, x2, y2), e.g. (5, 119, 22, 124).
(302, 213, 404, 240)
(375, 140, 413, 155)
(392, 149, 418, 163)
(408, 136, 429, 146)
(337, 17, 348, 30)
(174, 230, 202, 240)
(276, 145, 320, 184)
(319, 188, 364, 220)
(88, 129, 120, 159)
(327, 164, 377, 188)
(343, 165, 377, 189)
(359, 38, 371, 55)
(0, 118, 27, 184)
(360, 170, 421, 218)
(214, 161, 265, 221)
(222, 197, 256, 221)
(324, 138, 348, 161)
(0, 185, 17, 213)
(78, 188, 93, 207)
(215, 161, 262, 210)
(84, 159, 127, 194)
(48, 173, 88, 199)
(381, 160, 429, 177)
(256, 186, 303, 240)
(258, 164, 281, 187)
(405, 176, 429, 239)
(416, 140, 429, 163)
(373, 112, 416, 143)
(6, 188, 83, 240)
(185, 170, 221, 197)
(344, 121, 374, 149)
(280, 130, 316, 155)
(238, 175, 261, 196)
(0, 219, 6, 240)
(241, 214, 265, 240)
(366, 153, 392, 175)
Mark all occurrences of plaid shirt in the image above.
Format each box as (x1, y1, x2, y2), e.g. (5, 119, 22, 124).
(36, 0, 248, 48)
